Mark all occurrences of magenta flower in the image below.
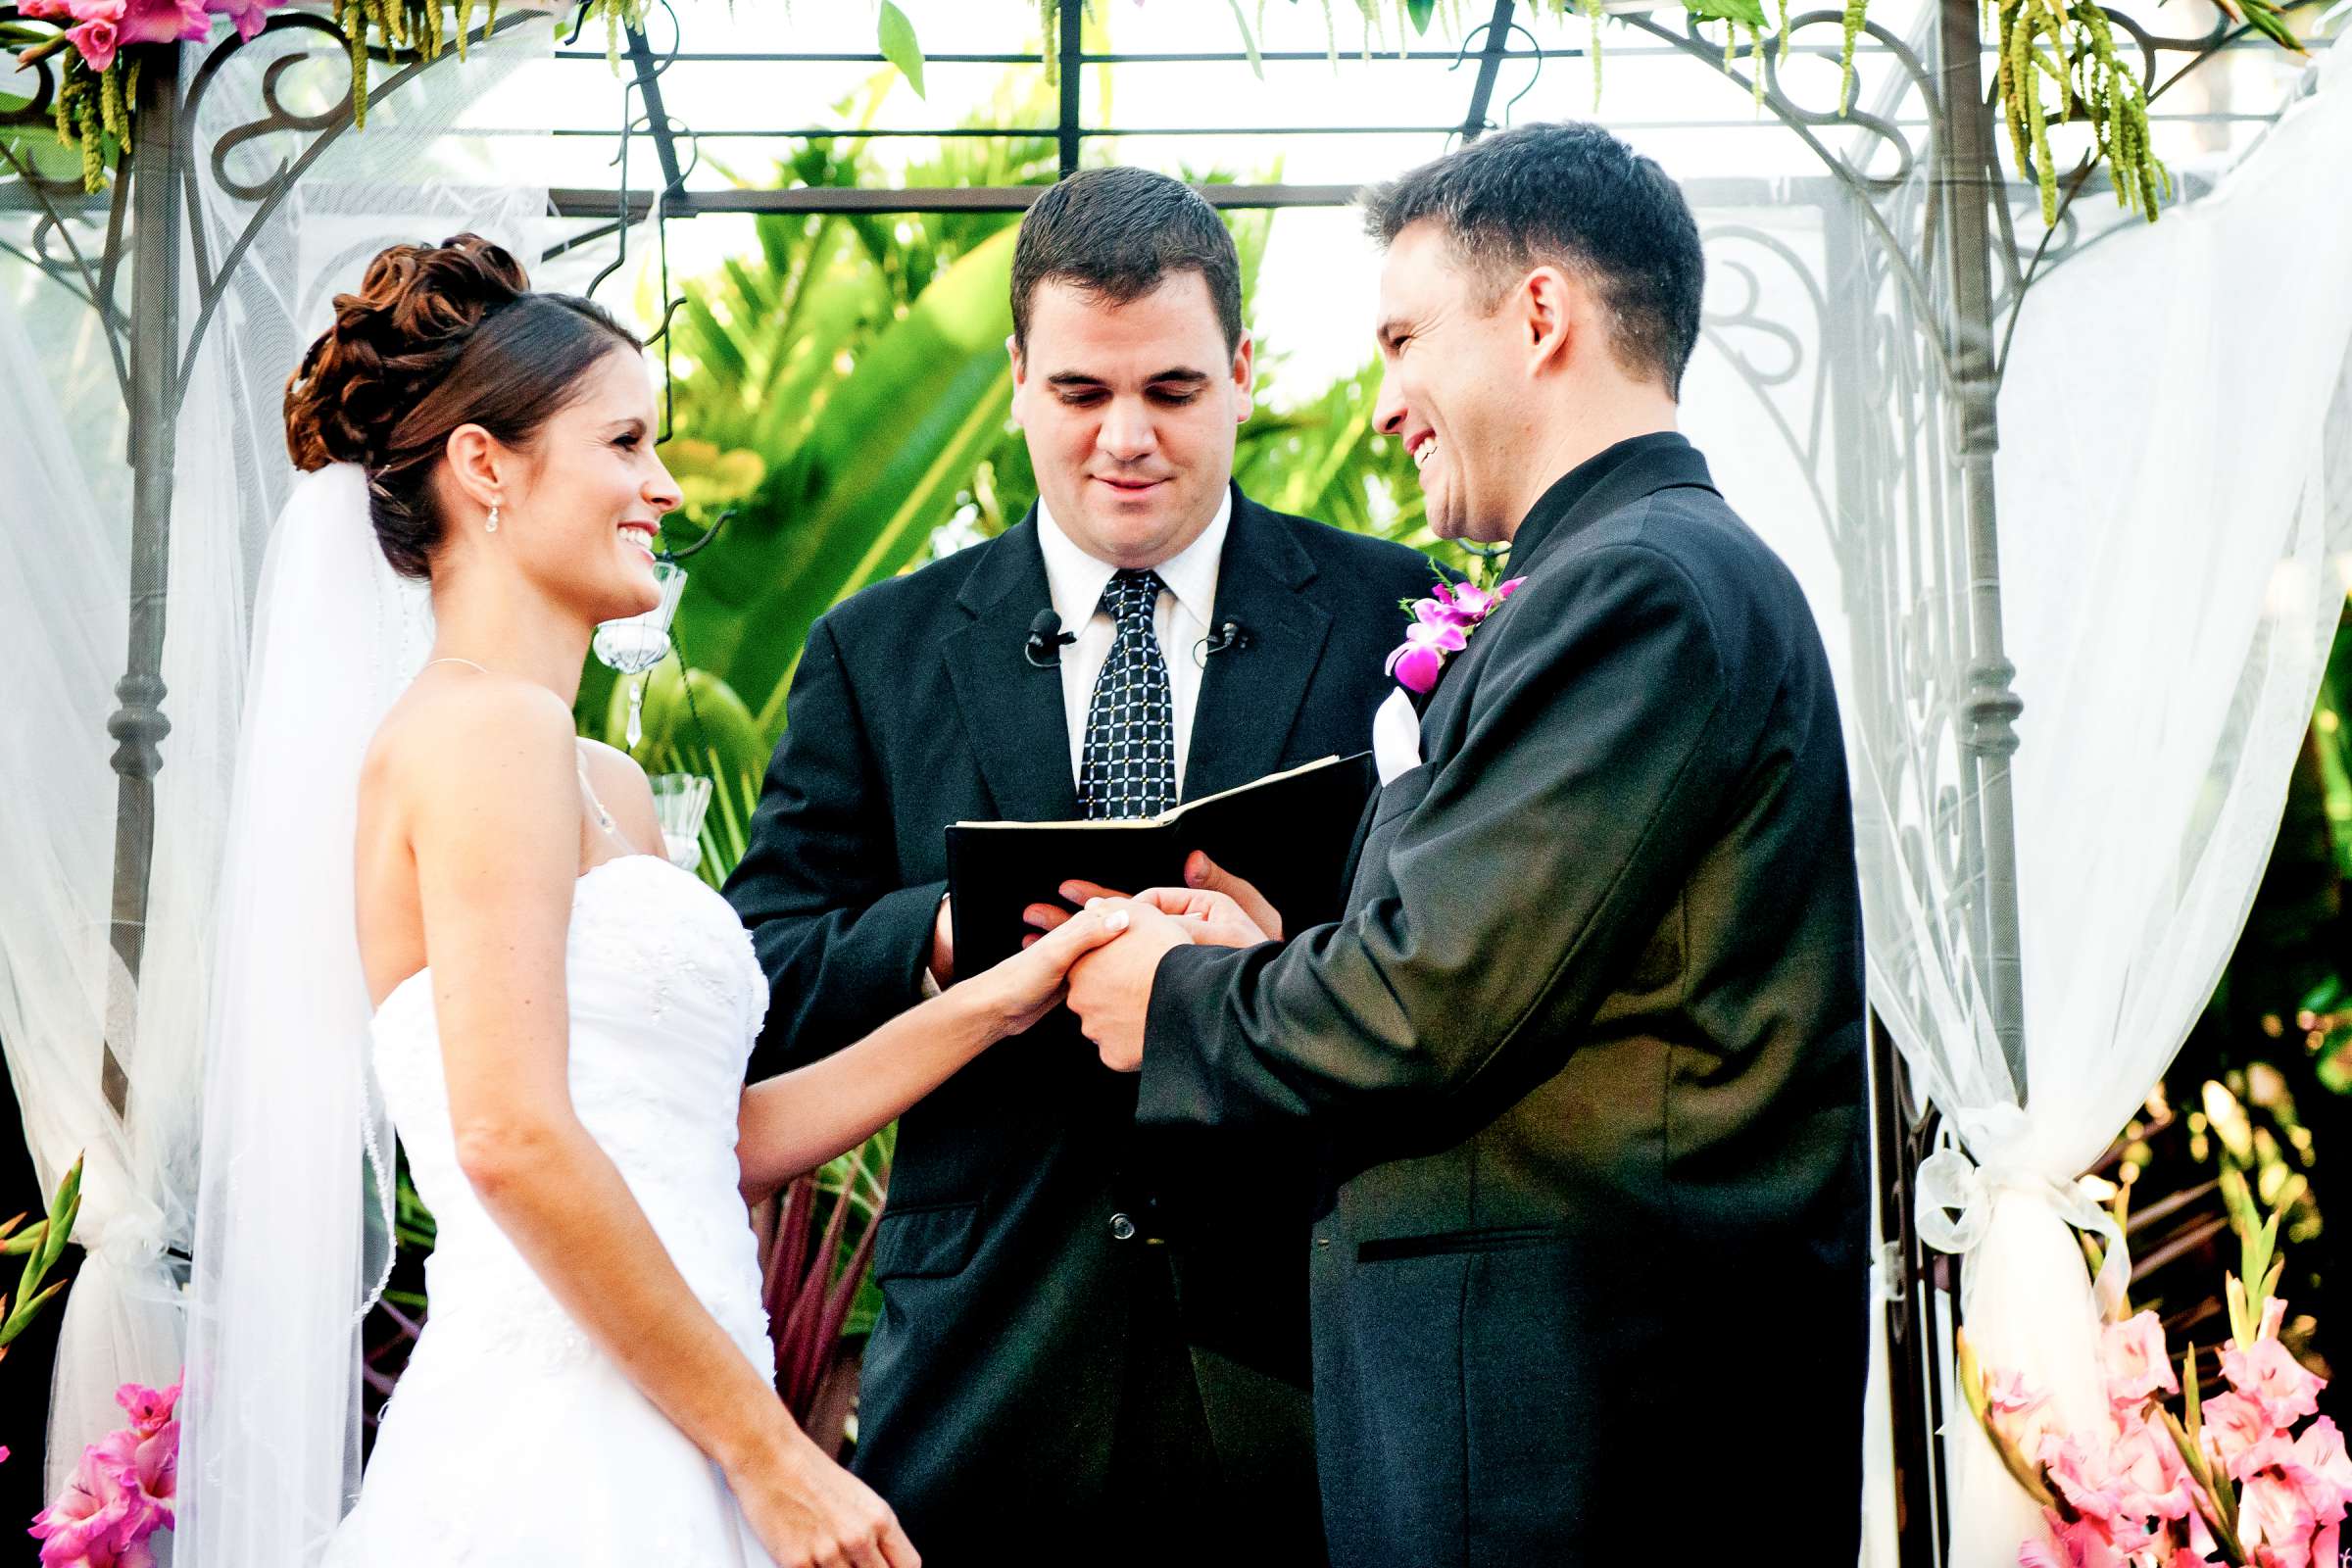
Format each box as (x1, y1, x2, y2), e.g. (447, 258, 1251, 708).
(2222, 1335, 2325, 1428)
(2098, 1310, 2179, 1408)
(115, 0, 209, 45)
(1384, 607, 1467, 695)
(1383, 576, 1527, 695)
(202, 0, 279, 41)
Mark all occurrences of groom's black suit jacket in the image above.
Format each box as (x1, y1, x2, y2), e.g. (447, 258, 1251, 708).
(723, 485, 1432, 1563)
(1140, 435, 1871, 1567)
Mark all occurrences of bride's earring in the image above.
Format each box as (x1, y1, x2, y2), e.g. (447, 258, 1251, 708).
(486, 500, 501, 534)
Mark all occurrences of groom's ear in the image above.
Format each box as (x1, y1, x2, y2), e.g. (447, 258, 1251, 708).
(1230, 330, 1255, 421)
(1519, 266, 1578, 375)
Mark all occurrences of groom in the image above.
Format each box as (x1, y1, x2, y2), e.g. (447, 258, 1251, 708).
(1064, 122, 1871, 1564)
(724, 168, 1433, 1564)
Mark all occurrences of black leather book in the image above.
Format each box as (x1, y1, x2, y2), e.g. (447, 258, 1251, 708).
(946, 752, 1378, 973)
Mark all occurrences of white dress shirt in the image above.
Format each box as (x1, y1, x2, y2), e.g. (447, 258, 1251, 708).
(922, 495, 1232, 995)
(1035, 490, 1231, 797)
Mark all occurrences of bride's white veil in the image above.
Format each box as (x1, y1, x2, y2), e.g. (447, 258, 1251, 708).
(149, 17, 565, 1566)
(175, 464, 431, 1564)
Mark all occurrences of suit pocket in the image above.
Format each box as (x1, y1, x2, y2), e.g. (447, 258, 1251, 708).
(1356, 1225, 1563, 1264)
(870, 1199, 982, 1282)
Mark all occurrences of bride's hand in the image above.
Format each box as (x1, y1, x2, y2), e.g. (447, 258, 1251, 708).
(976, 901, 1130, 1037)
(727, 1430, 919, 1568)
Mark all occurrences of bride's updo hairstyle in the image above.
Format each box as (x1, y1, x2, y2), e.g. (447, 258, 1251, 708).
(283, 232, 643, 578)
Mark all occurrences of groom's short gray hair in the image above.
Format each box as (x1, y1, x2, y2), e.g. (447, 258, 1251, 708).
(1362, 122, 1704, 398)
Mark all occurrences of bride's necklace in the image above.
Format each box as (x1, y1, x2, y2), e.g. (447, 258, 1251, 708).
(421, 656, 491, 675)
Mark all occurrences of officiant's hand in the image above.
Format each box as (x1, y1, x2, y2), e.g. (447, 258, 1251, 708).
(1066, 901, 1191, 1071)
(1043, 878, 1271, 949)
(1025, 852, 1280, 949)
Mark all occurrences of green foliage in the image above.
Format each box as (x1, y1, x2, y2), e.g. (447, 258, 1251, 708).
(0, 1152, 81, 1365)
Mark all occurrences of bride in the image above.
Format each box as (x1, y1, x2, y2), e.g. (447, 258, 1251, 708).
(179, 233, 1125, 1568)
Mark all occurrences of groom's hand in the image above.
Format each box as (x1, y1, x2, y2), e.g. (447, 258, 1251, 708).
(1066, 902, 1189, 1071)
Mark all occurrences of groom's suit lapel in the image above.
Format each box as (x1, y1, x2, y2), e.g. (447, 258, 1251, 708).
(1181, 488, 1332, 803)
(943, 516, 1082, 823)
(1415, 434, 1723, 723)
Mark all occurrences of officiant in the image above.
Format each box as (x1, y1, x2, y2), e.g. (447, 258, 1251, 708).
(723, 167, 1433, 1566)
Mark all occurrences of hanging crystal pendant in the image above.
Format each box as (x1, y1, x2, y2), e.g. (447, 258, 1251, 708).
(592, 562, 688, 752)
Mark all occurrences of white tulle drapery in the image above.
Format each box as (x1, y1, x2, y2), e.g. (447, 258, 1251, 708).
(1943, 45, 2352, 1567)
(0, 6, 556, 1524)
(1679, 40, 2352, 1568)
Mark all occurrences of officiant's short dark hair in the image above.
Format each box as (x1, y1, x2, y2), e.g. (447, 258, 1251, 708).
(1012, 168, 1244, 354)
(1363, 122, 1704, 398)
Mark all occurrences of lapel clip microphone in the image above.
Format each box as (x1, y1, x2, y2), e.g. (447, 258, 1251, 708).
(1199, 619, 1252, 662)
(1024, 609, 1078, 668)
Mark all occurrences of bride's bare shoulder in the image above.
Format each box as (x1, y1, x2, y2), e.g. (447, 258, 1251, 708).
(365, 673, 579, 812)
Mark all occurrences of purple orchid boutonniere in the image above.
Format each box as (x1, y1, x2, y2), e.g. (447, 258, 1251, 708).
(1385, 576, 1527, 694)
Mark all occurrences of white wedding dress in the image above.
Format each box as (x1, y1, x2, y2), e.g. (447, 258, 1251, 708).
(325, 845, 782, 1567)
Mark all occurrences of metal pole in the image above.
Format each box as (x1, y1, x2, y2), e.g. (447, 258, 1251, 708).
(1459, 0, 1516, 143)
(1056, 0, 1082, 178)
(100, 40, 184, 1119)
(1934, 0, 2029, 1102)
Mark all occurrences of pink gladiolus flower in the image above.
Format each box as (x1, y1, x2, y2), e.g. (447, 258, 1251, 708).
(2100, 1311, 2180, 1408)
(112, 1382, 177, 1441)
(202, 0, 277, 41)
(91, 1420, 175, 1527)
(29, 1447, 162, 1568)
(2242, 1469, 2322, 1568)
(2293, 1416, 2352, 1523)
(1986, 1367, 2050, 1448)
(2204, 1389, 2273, 1475)
(2110, 1413, 2196, 1523)
(17, 0, 72, 16)
(114, 0, 208, 44)
(64, 17, 117, 68)
(2037, 1433, 2153, 1553)
(2222, 1336, 2325, 1429)
(2018, 1513, 2130, 1568)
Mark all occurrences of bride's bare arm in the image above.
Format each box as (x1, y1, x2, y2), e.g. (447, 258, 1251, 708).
(403, 680, 906, 1566)
(735, 903, 1130, 1203)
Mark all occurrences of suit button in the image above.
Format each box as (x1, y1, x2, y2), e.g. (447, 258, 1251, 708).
(1108, 1212, 1138, 1242)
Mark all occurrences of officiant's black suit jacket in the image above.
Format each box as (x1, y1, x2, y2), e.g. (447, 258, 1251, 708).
(723, 484, 1433, 1562)
(1140, 434, 1870, 1567)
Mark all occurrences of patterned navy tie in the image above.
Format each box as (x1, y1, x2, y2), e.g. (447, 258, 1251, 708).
(1078, 568, 1177, 819)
